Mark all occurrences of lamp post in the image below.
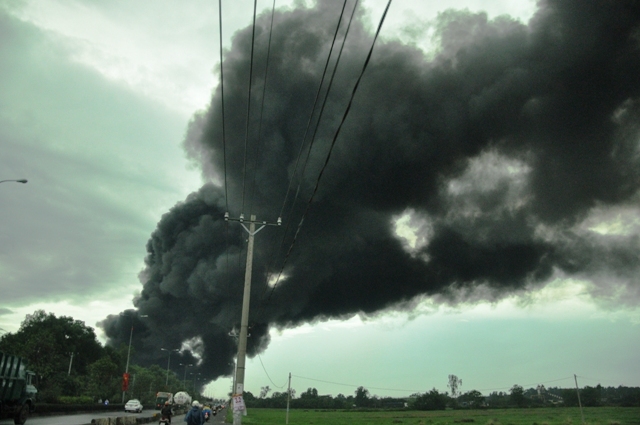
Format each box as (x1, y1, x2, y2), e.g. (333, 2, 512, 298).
(180, 363, 193, 388)
(67, 352, 77, 375)
(161, 348, 180, 386)
(0, 179, 27, 184)
(122, 315, 148, 403)
(190, 372, 202, 394)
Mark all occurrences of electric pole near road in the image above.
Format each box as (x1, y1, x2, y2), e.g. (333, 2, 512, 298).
(225, 213, 281, 425)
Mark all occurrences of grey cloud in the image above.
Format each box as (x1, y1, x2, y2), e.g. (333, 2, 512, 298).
(0, 8, 191, 306)
(102, 0, 640, 384)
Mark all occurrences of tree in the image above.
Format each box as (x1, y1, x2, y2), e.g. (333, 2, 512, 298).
(486, 391, 508, 408)
(300, 387, 318, 399)
(510, 385, 525, 407)
(87, 356, 119, 401)
(355, 386, 370, 407)
(0, 310, 106, 401)
(413, 388, 447, 411)
(259, 385, 271, 399)
(0, 310, 104, 376)
(448, 375, 462, 398)
(459, 390, 485, 408)
(561, 389, 579, 407)
(581, 385, 602, 407)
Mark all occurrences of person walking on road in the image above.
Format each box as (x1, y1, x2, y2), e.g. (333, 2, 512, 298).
(184, 400, 205, 425)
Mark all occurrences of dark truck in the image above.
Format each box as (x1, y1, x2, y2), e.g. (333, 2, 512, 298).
(0, 352, 37, 424)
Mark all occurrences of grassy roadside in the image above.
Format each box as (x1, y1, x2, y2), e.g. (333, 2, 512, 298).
(225, 407, 640, 425)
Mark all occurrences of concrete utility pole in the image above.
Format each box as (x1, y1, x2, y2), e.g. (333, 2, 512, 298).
(225, 213, 280, 425)
(574, 374, 585, 425)
(123, 315, 148, 403)
(286, 372, 291, 424)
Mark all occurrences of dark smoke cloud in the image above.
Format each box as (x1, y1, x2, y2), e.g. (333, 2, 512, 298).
(101, 0, 640, 384)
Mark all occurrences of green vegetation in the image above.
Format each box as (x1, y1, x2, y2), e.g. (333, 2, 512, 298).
(0, 310, 202, 405)
(3, 309, 640, 415)
(228, 407, 640, 425)
(243, 384, 640, 411)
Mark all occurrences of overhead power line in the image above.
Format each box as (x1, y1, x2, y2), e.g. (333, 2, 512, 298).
(248, 0, 278, 216)
(292, 374, 421, 393)
(241, 0, 259, 215)
(284, 0, 360, 219)
(218, 0, 229, 214)
(477, 376, 574, 392)
(257, 353, 287, 388)
(267, 0, 393, 300)
(252, 0, 350, 316)
(277, 0, 351, 219)
(218, 0, 233, 296)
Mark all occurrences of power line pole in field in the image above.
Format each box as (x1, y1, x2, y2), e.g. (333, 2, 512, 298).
(225, 213, 280, 425)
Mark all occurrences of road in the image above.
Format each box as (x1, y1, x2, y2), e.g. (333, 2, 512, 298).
(0, 408, 226, 425)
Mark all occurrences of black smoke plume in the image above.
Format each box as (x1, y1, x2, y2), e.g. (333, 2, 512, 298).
(101, 0, 640, 385)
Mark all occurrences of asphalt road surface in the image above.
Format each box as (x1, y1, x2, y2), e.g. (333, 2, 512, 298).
(0, 408, 227, 425)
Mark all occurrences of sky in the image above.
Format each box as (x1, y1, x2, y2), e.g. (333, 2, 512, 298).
(1, 0, 640, 400)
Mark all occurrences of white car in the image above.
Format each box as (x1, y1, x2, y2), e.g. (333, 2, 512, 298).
(125, 399, 143, 413)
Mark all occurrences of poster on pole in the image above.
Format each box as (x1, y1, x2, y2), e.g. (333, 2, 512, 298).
(233, 394, 246, 412)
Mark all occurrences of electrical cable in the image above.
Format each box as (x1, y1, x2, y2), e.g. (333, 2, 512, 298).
(258, 0, 356, 306)
(248, 0, 278, 216)
(276, 0, 350, 220)
(267, 0, 392, 300)
(219, 0, 229, 215)
(218, 0, 232, 303)
(292, 374, 421, 393)
(477, 376, 574, 392)
(574, 375, 606, 384)
(280, 0, 359, 228)
(253, 0, 351, 314)
(241, 0, 259, 215)
(293, 0, 360, 200)
(257, 353, 287, 388)
(292, 374, 578, 395)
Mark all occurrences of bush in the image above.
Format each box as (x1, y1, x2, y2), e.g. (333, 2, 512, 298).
(58, 396, 94, 404)
(413, 389, 447, 411)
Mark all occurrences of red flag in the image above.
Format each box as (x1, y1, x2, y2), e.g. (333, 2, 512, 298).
(122, 373, 130, 391)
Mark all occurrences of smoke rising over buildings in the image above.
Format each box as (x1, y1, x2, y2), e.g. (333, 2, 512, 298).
(101, 0, 640, 384)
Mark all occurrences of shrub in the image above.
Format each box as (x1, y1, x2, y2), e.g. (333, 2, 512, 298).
(58, 396, 94, 404)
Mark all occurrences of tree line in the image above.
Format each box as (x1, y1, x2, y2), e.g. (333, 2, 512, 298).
(2, 311, 638, 409)
(0, 310, 201, 405)
(243, 382, 640, 410)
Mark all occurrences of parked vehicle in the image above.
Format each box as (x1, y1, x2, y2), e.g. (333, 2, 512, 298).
(124, 399, 143, 413)
(154, 392, 173, 409)
(0, 352, 37, 425)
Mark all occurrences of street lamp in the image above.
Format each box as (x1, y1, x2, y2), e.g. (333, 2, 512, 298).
(67, 352, 77, 375)
(0, 179, 27, 184)
(161, 348, 180, 386)
(180, 363, 193, 388)
(190, 372, 202, 394)
(123, 314, 148, 402)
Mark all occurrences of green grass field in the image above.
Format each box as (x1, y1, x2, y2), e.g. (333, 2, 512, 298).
(226, 407, 640, 425)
